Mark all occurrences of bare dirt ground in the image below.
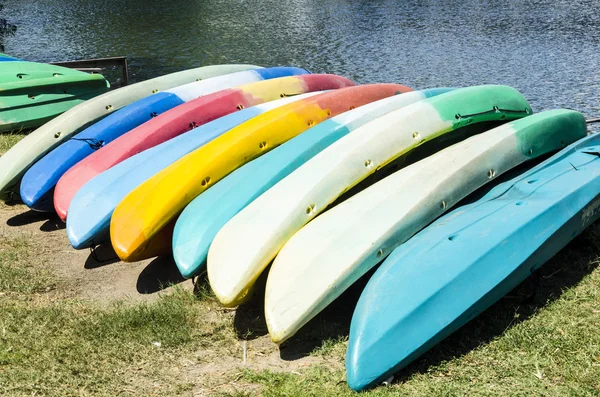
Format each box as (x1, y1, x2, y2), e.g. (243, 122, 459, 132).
(0, 202, 180, 302)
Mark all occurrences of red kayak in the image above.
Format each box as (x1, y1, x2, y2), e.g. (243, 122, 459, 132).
(54, 74, 354, 221)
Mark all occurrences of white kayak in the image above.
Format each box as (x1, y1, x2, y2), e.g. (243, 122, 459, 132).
(207, 85, 532, 307)
(0, 64, 262, 200)
(264, 109, 585, 343)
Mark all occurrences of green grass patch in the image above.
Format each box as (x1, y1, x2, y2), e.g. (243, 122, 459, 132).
(0, 291, 204, 396)
(0, 235, 237, 396)
(0, 234, 54, 294)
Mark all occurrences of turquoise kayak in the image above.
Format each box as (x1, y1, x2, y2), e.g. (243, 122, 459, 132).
(346, 112, 593, 391)
(172, 88, 453, 278)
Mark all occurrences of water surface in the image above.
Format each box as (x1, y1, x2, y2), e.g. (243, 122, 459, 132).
(3, 0, 600, 117)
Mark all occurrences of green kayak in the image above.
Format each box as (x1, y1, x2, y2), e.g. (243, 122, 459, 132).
(0, 61, 110, 132)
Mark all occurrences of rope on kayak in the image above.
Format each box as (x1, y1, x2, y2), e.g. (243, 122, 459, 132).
(586, 117, 600, 124)
(72, 137, 104, 150)
(455, 106, 530, 120)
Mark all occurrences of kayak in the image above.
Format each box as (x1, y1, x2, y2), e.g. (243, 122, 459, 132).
(172, 88, 452, 279)
(0, 63, 262, 201)
(346, 112, 592, 391)
(0, 53, 19, 61)
(66, 92, 321, 249)
(110, 83, 410, 262)
(20, 67, 309, 211)
(53, 73, 346, 219)
(0, 61, 109, 132)
(207, 85, 532, 307)
(265, 109, 586, 344)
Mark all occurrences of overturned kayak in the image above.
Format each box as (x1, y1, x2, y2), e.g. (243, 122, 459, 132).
(0, 63, 261, 201)
(0, 61, 109, 132)
(172, 88, 451, 279)
(53, 73, 345, 219)
(20, 68, 310, 212)
(110, 83, 410, 262)
(207, 85, 531, 307)
(346, 111, 592, 391)
(265, 109, 586, 345)
(66, 92, 321, 249)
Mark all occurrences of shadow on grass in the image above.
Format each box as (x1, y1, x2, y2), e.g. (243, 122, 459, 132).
(231, 223, 600, 369)
(233, 266, 270, 340)
(232, 261, 378, 356)
(136, 254, 186, 294)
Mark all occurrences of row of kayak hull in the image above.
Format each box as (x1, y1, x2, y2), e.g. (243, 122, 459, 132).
(2, 62, 598, 392)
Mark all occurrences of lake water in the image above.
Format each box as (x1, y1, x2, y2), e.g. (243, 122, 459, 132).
(3, 0, 600, 118)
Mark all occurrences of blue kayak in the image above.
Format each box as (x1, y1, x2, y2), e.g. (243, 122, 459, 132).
(346, 131, 600, 391)
(0, 54, 19, 62)
(172, 88, 454, 278)
(19, 66, 308, 211)
(65, 93, 317, 249)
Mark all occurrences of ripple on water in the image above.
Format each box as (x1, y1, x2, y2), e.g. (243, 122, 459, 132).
(3, 0, 600, 117)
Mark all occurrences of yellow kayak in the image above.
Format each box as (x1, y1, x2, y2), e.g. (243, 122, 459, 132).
(110, 83, 412, 261)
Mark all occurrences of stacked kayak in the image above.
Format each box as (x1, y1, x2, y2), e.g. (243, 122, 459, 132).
(173, 87, 454, 278)
(52, 72, 350, 219)
(208, 85, 532, 307)
(0, 60, 110, 133)
(1, 59, 598, 392)
(20, 67, 321, 211)
(110, 83, 412, 261)
(0, 63, 262, 200)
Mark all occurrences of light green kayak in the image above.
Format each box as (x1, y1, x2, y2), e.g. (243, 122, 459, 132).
(0, 63, 262, 201)
(0, 61, 110, 132)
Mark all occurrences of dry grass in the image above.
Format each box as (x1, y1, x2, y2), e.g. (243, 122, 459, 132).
(0, 132, 25, 155)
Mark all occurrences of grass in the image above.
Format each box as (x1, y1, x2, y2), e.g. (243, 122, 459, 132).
(1, 230, 598, 396)
(0, 131, 25, 155)
(0, 138, 599, 395)
(0, 234, 239, 396)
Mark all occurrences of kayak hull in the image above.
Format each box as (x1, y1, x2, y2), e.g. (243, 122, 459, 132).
(346, 123, 596, 391)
